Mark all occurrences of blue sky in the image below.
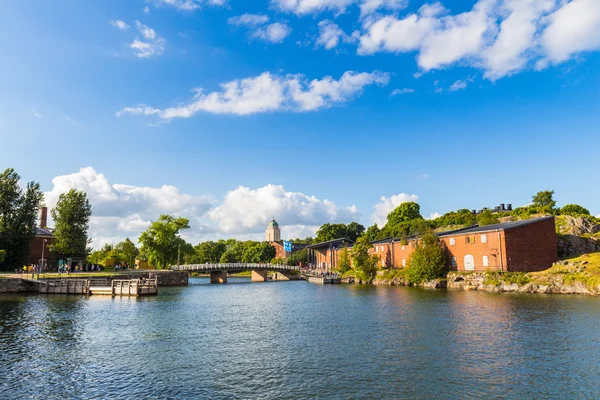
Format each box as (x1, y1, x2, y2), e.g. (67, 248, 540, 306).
(1, 0, 599, 245)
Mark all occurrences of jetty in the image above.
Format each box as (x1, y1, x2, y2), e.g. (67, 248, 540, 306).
(25, 277, 158, 296)
(305, 273, 341, 284)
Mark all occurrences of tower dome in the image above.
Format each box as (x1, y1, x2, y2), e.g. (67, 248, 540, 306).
(266, 217, 281, 242)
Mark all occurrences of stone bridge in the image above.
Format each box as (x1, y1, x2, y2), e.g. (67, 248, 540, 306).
(169, 263, 300, 284)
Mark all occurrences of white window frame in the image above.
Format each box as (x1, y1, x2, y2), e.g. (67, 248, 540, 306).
(481, 234, 487, 244)
(450, 238, 456, 246)
(401, 245, 405, 250)
(452, 257, 457, 267)
(483, 255, 489, 267)
(402, 259, 406, 267)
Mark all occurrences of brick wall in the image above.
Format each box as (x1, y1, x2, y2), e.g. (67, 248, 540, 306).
(441, 231, 507, 271)
(504, 217, 558, 272)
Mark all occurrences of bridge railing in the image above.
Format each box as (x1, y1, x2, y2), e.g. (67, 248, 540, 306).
(169, 263, 300, 271)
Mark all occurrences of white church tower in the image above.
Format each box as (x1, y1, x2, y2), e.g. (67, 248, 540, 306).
(266, 218, 281, 242)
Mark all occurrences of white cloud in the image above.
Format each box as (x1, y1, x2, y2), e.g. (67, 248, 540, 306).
(359, 0, 407, 17)
(135, 21, 156, 40)
(143, 6, 150, 13)
(118, 70, 389, 118)
(271, 0, 355, 15)
(391, 88, 414, 95)
(271, 0, 406, 16)
(32, 108, 42, 118)
(207, 185, 359, 234)
(316, 20, 354, 50)
(448, 79, 469, 92)
(427, 212, 441, 220)
(43, 167, 215, 247)
(252, 23, 293, 43)
(153, 0, 227, 11)
(229, 15, 292, 43)
(372, 193, 419, 225)
(43, 168, 357, 246)
(541, 0, 600, 64)
(110, 20, 129, 31)
(356, 0, 600, 80)
(129, 21, 165, 58)
(228, 14, 270, 26)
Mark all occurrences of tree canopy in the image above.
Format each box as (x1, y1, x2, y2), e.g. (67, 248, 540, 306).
(50, 189, 92, 258)
(532, 190, 556, 211)
(0, 168, 44, 270)
(560, 204, 590, 217)
(315, 222, 365, 243)
(138, 215, 190, 269)
(405, 232, 448, 284)
(377, 202, 426, 239)
(350, 236, 379, 282)
(476, 209, 499, 226)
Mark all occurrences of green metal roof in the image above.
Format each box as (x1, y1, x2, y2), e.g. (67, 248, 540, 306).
(268, 218, 279, 228)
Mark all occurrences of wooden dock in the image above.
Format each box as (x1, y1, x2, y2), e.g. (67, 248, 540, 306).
(306, 276, 341, 284)
(34, 278, 158, 296)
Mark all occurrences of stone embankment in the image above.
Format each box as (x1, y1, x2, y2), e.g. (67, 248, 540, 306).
(0, 270, 188, 294)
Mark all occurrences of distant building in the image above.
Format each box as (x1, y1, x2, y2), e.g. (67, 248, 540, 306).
(29, 206, 57, 269)
(307, 217, 558, 273)
(266, 218, 281, 242)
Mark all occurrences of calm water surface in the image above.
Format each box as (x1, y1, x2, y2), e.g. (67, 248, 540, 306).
(1, 278, 599, 399)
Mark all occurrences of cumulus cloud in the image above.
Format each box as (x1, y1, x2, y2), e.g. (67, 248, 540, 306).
(316, 20, 354, 50)
(153, 0, 227, 11)
(110, 20, 129, 30)
(359, 0, 407, 16)
(448, 79, 469, 92)
(118, 70, 389, 118)
(541, 0, 600, 64)
(229, 14, 292, 43)
(357, 0, 600, 80)
(427, 212, 441, 220)
(43, 168, 359, 246)
(43, 167, 215, 247)
(32, 108, 42, 118)
(372, 193, 419, 226)
(207, 185, 359, 234)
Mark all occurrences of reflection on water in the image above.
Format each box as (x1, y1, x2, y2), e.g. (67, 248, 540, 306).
(1, 279, 599, 399)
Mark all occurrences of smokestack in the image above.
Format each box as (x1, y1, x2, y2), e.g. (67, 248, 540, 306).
(507, 204, 512, 211)
(500, 203, 505, 211)
(40, 206, 47, 228)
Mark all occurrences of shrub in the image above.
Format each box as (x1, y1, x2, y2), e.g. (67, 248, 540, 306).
(560, 204, 591, 217)
(502, 272, 530, 285)
(405, 232, 447, 284)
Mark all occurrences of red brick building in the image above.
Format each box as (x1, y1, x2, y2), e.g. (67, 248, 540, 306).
(313, 217, 558, 273)
(271, 240, 309, 259)
(29, 206, 57, 269)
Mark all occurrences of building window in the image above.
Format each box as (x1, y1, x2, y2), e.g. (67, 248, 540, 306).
(466, 236, 475, 244)
(401, 245, 405, 250)
(483, 255, 489, 267)
(481, 234, 487, 243)
(452, 257, 457, 267)
(449, 238, 456, 246)
(402, 259, 406, 267)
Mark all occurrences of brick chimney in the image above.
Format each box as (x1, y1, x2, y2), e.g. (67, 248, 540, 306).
(39, 206, 48, 228)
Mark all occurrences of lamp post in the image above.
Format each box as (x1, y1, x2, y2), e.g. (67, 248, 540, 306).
(39, 239, 47, 280)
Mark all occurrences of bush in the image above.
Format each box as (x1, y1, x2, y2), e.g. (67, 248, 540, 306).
(337, 247, 351, 274)
(502, 272, 530, 285)
(560, 204, 591, 217)
(405, 232, 448, 284)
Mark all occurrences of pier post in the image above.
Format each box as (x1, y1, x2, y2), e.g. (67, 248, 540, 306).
(210, 270, 228, 284)
(251, 270, 268, 282)
(272, 271, 291, 281)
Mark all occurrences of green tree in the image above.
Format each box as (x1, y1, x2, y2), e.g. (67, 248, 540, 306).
(409, 219, 431, 235)
(0, 249, 5, 263)
(50, 189, 92, 258)
(337, 247, 351, 273)
(115, 238, 139, 266)
(387, 202, 422, 226)
(532, 190, 557, 211)
(288, 248, 308, 266)
(346, 222, 366, 241)
(350, 236, 379, 282)
(138, 215, 190, 269)
(560, 204, 590, 217)
(0, 168, 44, 270)
(315, 223, 349, 243)
(290, 237, 314, 244)
(364, 224, 381, 241)
(241, 242, 276, 263)
(477, 209, 499, 226)
(405, 232, 447, 284)
(193, 240, 227, 263)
